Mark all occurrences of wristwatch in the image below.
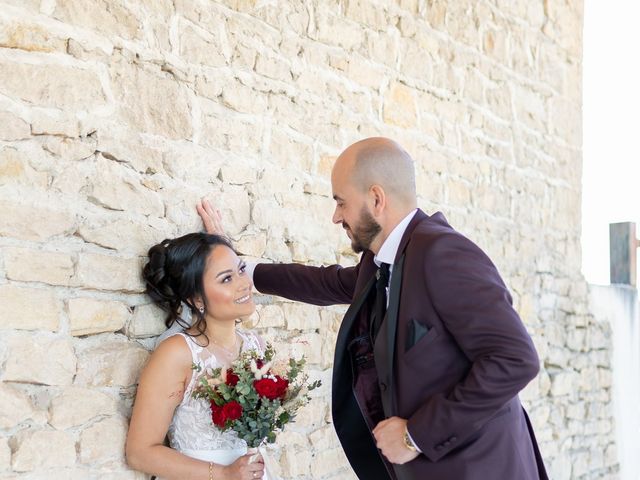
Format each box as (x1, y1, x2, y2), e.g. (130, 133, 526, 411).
(403, 426, 417, 452)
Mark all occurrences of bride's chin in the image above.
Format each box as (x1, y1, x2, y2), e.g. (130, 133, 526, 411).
(238, 303, 256, 316)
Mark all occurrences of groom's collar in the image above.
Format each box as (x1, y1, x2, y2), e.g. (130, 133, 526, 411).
(374, 209, 418, 267)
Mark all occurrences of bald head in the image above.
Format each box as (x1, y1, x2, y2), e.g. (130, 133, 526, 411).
(335, 137, 417, 208)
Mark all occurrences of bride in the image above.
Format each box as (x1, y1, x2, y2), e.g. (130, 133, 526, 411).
(126, 205, 266, 480)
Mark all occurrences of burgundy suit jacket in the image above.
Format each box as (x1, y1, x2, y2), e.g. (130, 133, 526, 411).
(254, 210, 548, 480)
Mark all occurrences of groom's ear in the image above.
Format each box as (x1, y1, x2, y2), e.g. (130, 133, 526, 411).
(370, 184, 386, 213)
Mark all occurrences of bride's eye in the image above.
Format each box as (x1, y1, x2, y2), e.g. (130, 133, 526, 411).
(239, 264, 247, 274)
(222, 275, 232, 283)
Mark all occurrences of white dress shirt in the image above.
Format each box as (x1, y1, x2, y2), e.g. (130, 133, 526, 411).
(374, 209, 418, 307)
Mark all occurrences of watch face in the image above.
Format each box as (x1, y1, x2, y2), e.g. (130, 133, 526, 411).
(403, 431, 414, 449)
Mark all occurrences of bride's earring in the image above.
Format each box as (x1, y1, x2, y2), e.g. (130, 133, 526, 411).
(198, 306, 205, 314)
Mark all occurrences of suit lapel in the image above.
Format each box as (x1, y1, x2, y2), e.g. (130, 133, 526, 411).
(381, 254, 405, 415)
(375, 209, 428, 417)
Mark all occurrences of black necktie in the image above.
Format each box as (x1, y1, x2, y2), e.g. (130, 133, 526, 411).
(370, 262, 390, 344)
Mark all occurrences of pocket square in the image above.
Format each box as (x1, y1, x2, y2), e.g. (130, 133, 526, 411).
(406, 318, 431, 351)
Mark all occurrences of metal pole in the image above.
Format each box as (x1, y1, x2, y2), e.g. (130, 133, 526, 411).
(609, 222, 638, 287)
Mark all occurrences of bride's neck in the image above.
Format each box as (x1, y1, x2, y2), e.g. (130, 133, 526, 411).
(204, 318, 237, 347)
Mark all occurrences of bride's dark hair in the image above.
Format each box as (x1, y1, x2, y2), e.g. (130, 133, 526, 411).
(142, 232, 235, 343)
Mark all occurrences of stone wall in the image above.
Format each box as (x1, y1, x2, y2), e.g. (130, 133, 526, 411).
(0, 0, 617, 479)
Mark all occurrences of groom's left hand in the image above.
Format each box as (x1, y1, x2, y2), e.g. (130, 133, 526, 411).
(372, 417, 420, 464)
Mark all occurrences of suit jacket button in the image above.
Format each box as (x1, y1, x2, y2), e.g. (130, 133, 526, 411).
(444, 441, 451, 447)
(450, 436, 457, 442)
(435, 445, 443, 451)
(380, 382, 387, 392)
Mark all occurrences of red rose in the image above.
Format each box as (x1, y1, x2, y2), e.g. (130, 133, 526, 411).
(211, 402, 226, 427)
(226, 369, 239, 387)
(254, 375, 289, 400)
(222, 401, 243, 421)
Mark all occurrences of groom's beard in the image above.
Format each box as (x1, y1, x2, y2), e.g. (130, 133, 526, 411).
(343, 207, 382, 253)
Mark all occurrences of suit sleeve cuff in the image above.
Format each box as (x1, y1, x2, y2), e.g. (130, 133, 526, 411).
(246, 261, 258, 281)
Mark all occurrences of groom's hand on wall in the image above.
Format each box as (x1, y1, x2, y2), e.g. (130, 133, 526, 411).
(197, 198, 226, 236)
(372, 417, 420, 465)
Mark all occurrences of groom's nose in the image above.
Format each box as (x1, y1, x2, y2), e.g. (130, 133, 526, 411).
(332, 207, 342, 225)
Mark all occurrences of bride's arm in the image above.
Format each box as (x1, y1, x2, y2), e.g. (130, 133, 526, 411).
(126, 335, 222, 479)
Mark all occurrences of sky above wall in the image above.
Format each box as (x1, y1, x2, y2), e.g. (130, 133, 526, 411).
(582, 0, 640, 284)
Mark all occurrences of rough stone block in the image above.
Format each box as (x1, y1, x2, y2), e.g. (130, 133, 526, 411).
(75, 339, 149, 387)
(551, 370, 578, 397)
(78, 214, 168, 256)
(53, 0, 141, 39)
(254, 305, 285, 328)
(3, 247, 74, 286)
(88, 156, 164, 216)
(200, 113, 262, 157)
(96, 130, 164, 174)
(49, 387, 119, 429)
(310, 447, 349, 477)
(218, 186, 251, 236)
(383, 82, 417, 128)
(179, 24, 227, 68)
(0, 111, 30, 141)
(279, 447, 312, 477)
(73, 252, 145, 292)
(31, 114, 80, 137)
(283, 303, 321, 331)
(3, 334, 76, 385)
(0, 197, 76, 241)
(220, 162, 258, 185)
(0, 384, 42, 429)
(315, 12, 364, 50)
(110, 59, 192, 139)
(11, 430, 76, 472)
(0, 18, 68, 53)
(235, 232, 267, 257)
(0, 437, 10, 471)
(0, 284, 61, 331)
(255, 52, 292, 82)
(43, 137, 96, 161)
(124, 303, 166, 338)
(0, 60, 106, 110)
(79, 416, 128, 464)
(293, 398, 327, 429)
(68, 297, 130, 336)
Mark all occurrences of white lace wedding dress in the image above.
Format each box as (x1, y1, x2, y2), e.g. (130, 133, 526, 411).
(162, 329, 270, 479)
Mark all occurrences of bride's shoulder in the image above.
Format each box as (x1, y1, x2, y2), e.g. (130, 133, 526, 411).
(152, 333, 193, 364)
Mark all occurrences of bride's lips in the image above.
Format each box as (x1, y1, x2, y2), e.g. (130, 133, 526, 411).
(234, 293, 253, 304)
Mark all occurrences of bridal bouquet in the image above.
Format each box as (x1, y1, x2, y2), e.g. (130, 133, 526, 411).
(192, 343, 321, 448)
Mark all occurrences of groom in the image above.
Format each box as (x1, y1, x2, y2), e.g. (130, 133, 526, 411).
(201, 137, 548, 479)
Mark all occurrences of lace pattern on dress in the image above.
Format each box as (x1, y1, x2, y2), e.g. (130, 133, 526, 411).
(165, 330, 263, 453)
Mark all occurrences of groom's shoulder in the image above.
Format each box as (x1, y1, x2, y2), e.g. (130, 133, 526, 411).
(412, 211, 459, 242)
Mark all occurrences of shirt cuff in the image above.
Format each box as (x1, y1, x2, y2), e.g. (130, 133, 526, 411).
(407, 429, 422, 453)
